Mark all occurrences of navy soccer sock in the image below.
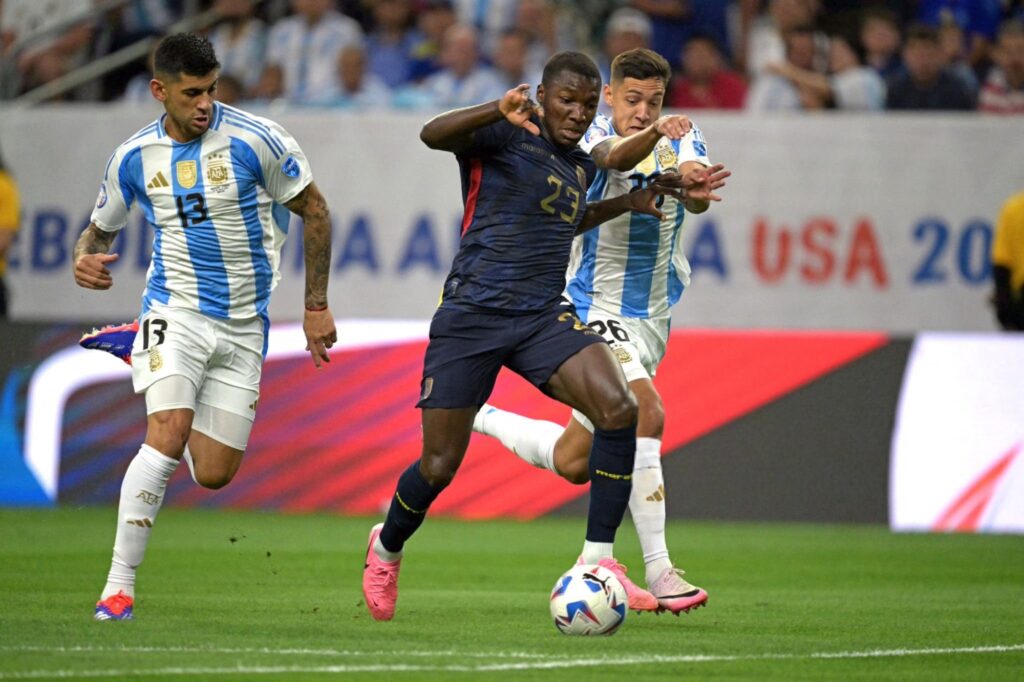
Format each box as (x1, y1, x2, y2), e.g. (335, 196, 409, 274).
(379, 461, 447, 553)
(586, 425, 637, 543)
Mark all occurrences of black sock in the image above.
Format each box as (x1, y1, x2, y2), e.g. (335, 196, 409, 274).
(586, 425, 636, 543)
(379, 461, 446, 553)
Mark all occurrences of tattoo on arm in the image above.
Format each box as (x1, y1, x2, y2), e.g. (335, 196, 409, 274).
(588, 140, 613, 170)
(285, 182, 331, 309)
(72, 223, 117, 265)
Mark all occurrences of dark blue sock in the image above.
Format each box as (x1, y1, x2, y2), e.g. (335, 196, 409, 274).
(379, 461, 447, 553)
(586, 425, 637, 543)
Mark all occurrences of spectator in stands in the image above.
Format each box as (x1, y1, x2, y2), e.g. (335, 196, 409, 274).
(597, 8, 653, 85)
(668, 32, 748, 110)
(886, 24, 976, 110)
(860, 7, 904, 82)
(979, 20, 1024, 114)
(513, 0, 572, 79)
(746, 24, 827, 110)
(408, 0, 457, 82)
(0, 148, 19, 318)
(938, 17, 980, 96)
(991, 188, 1024, 330)
(632, 0, 733, 72)
(742, 0, 824, 77)
(329, 44, 393, 108)
(254, 0, 363, 104)
(451, 0, 517, 55)
(1, 0, 95, 98)
(208, 0, 268, 94)
(414, 23, 503, 108)
(492, 29, 542, 90)
(916, 0, 1002, 73)
(366, 0, 419, 89)
(765, 31, 885, 110)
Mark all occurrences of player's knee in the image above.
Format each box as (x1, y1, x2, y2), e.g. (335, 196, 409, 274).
(419, 453, 459, 488)
(146, 411, 192, 457)
(195, 469, 234, 490)
(590, 393, 638, 431)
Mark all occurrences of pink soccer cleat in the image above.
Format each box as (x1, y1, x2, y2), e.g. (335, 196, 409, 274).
(94, 591, 134, 621)
(584, 557, 659, 612)
(648, 566, 708, 615)
(79, 320, 139, 366)
(362, 523, 401, 621)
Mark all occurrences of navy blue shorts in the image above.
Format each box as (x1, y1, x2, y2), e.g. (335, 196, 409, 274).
(417, 303, 606, 409)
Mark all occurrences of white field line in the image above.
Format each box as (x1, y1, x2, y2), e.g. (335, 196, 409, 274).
(0, 644, 1021, 678)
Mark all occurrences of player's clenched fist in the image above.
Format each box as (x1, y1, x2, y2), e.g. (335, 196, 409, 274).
(499, 84, 541, 135)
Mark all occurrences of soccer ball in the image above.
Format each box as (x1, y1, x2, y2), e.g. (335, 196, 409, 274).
(549, 564, 627, 635)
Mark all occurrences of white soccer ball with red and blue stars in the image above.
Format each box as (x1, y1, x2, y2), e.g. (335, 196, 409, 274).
(549, 563, 627, 635)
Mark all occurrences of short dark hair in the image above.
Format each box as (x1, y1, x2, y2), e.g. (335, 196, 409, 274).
(610, 47, 671, 85)
(153, 33, 220, 80)
(542, 51, 601, 88)
(905, 24, 940, 45)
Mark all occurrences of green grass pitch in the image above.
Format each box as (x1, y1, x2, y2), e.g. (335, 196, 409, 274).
(1, 508, 1022, 680)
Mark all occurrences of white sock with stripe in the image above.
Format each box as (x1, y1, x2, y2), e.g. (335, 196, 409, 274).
(628, 437, 673, 586)
(101, 444, 179, 600)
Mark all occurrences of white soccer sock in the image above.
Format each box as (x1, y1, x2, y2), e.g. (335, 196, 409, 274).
(475, 405, 561, 473)
(580, 541, 614, 564)
(101, 444, 179, 599)
(373, 537, 402, 563)
(629, 437, 673, 586)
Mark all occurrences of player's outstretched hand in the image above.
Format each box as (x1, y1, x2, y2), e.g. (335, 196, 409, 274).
(499, 84, 540, 135)
(304, 307, 337, 369)
(653, 115, 692, 139)
(681, 163, 731, 203)
(74, 253, 119, 290)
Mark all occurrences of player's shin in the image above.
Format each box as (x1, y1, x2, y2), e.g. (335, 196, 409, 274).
(377, 461, 448, 559)
(101, 444, 179, 599)
(629, 437, 673, 585)
(581, 425, 636, 563)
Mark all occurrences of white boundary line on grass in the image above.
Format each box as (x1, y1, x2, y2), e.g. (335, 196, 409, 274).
(0, 643, 1021, 678)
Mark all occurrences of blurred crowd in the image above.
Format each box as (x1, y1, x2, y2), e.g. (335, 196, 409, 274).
(2, 0, 1023, 113)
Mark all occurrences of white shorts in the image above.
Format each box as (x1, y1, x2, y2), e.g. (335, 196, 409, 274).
(131, 302, 265, 422)
(572, 305, 670, 431)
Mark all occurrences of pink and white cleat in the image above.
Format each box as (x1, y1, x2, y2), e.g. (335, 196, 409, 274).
(648, 566, 708, 615)
(582, 557, 659, 612)
(362, 523, 401, 621)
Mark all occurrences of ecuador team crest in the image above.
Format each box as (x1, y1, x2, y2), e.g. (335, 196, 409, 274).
(176, 160, 198, 189)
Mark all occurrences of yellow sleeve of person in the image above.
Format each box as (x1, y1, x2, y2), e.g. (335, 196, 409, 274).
(992, 191, 1024, 293)
(0, 169, 20, 278)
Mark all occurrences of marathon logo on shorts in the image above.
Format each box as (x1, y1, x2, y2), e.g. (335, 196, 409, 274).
(148, 347, 163, 372)
(421, 377, 433, 400)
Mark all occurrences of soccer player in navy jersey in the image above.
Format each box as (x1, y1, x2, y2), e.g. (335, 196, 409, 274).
(362, 51, 716, 621)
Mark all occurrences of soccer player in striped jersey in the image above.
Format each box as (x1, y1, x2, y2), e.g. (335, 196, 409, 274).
(74, 33, 336, 621)
(473, 48, 729, 615)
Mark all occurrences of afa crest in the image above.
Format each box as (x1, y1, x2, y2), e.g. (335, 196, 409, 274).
(655, 141, 678, 170)
(206, 152, 229, 186)
(176, 160, 197, 189)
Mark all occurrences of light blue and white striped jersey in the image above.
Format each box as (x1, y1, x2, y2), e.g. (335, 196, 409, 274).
(566, 112, 710, 320)
(91, 102, 313, 321)
(265, 11, 363, 104)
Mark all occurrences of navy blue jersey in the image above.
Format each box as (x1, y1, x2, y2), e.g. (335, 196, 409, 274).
(441, 118, 597, 313)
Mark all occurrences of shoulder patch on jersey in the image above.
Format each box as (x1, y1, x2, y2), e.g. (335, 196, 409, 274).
(281, 156, 301, 178)
(95, 183, 108, 209)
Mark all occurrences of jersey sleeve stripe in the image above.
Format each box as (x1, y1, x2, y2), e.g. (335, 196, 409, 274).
(223, 114, 284, 158)
(222, 105, 286, 155)
(461, 158, 483, 236)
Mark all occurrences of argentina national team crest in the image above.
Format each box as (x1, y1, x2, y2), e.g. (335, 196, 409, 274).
(176, 160, 197, 189)
(206, 152, 230, 193)
(655, 141, 677, 170)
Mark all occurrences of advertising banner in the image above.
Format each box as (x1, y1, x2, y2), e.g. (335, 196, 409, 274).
(1, 107, 1021, 332)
